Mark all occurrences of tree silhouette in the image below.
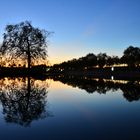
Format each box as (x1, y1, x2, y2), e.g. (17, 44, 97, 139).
(84, 53, 97, 68)
(106, 55, 120, 66)
(97, 53, 108, 68)
(121, 46, 140, 67)
(0, 21, 50, 69)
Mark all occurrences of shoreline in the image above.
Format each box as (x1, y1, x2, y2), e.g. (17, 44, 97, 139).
(0, 66, 139, 80)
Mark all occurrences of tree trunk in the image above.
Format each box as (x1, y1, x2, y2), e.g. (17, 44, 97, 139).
(28, 51, 31, 70)
(27, 41, 31, 73)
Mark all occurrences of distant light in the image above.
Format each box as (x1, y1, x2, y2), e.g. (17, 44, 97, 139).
(111, 76, 114, 80)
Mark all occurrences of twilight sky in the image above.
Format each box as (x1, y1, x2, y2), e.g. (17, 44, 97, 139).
(0, 0, 140, 64)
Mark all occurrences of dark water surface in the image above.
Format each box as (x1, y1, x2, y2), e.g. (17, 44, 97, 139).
(0, 77, 140, 140)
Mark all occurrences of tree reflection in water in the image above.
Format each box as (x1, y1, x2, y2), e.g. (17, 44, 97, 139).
(52, 76, 140, 102)
(0, 77, 51, 127)
(0, 75, 139, 127)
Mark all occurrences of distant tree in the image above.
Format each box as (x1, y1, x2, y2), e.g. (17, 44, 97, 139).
(85, 53, 97, 68)
(0, 21, 50, 70)
(112, 56, 120, 65)
(97, 53, 108, 68)
(106, 55, 120, 66)
(106, 56, 113, 66)
(122, 46, 140, 67)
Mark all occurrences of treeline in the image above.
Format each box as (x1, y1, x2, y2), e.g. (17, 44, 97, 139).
(52, 46, 140, 70)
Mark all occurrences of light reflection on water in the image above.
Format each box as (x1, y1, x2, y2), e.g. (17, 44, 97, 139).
(0, 77, 140, 140)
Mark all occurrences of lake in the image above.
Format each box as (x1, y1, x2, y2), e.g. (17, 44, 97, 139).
(0, 77, 140, 140)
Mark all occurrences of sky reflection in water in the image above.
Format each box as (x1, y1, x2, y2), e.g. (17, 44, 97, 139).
(0, 77, 140, 140)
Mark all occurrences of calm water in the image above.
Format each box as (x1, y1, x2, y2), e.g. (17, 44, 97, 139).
(0, 77, 140, 140)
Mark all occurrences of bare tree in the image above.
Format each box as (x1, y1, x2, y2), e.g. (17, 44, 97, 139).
(0, 21, 50, 69)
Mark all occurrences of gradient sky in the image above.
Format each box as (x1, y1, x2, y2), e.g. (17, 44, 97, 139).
(0, 0, 140, 64)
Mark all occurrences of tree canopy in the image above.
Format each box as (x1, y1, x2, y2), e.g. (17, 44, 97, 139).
(0, 21, 50, 68)
(121, 46, 140, 67)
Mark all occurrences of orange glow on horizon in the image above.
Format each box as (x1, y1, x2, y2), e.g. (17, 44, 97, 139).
(48, 55, 81, 65)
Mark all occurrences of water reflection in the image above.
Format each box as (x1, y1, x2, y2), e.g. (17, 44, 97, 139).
(0, 75, 140, 127)
(52, 76, 140, 102)
(0, 77, 51, 127)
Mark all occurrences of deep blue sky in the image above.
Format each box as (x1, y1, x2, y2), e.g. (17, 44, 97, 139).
(0, 0, 140, 64)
